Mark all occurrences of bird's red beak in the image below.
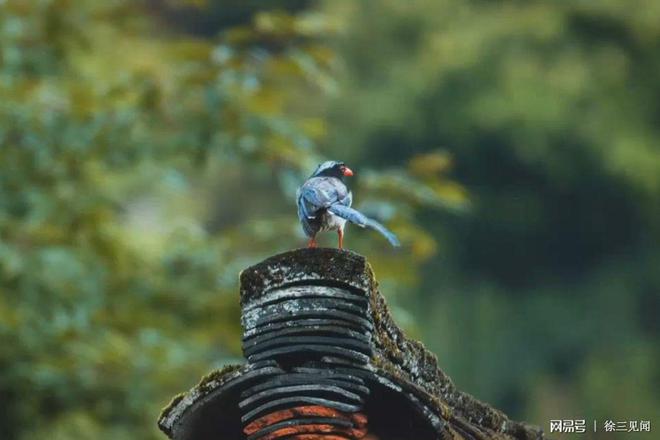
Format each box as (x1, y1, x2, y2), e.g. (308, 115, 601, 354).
(342, 166, 354, 176)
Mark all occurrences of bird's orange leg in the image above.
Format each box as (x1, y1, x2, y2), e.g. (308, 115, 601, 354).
(337, 229, 344, 249)
(307, 236, 317, 248)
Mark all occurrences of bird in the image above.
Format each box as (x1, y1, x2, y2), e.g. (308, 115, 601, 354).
(296, 160, 400, 249)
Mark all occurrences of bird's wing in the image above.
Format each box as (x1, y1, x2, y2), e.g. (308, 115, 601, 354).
(296, 187, 308, 220)
(338, 189, 352, 208)
(327, 204, 400, 247)
(297, 177, 344, 219)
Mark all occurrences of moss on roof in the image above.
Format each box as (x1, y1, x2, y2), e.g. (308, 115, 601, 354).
(158, 248, 545, 440)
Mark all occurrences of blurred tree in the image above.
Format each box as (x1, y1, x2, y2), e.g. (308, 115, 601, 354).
(321, 0, 660, 436)
(2, 0, 658, 439)
(150, 0, 314, 36)
(0, 1, 460, 439)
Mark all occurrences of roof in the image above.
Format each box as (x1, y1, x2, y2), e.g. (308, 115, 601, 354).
(158, 248, 545, 440)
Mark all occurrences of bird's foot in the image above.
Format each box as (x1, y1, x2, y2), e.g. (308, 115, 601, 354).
(307, 238, 317, 248)
(337, 229, 344, 249)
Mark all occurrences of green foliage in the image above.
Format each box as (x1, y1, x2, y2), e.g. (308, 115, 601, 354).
(1, 0, 658, 439)
(0, 1, 457, 438)
(321, 1, 660, 437)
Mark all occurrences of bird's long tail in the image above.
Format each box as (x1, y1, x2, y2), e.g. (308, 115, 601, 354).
(328, 204, 400, 247)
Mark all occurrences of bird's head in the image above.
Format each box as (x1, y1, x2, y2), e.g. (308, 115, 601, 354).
(311, 160, 354, 179)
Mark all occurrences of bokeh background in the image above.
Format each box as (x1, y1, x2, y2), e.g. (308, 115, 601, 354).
(1, 1, 659, 439)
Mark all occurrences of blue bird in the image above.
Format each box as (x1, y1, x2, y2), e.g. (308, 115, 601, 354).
(296, 161, 400, 249)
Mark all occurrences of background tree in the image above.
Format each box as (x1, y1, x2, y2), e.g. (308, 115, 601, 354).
(322, 0, 660, 432)
(0, 1, 658, 439)
(0, 1, 455, 439)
